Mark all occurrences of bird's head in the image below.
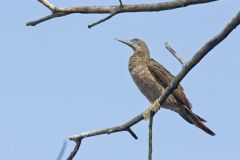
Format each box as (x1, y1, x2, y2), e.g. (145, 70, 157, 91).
(115, 38, 150, 57)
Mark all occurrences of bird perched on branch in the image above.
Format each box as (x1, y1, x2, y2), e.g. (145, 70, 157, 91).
(115, 38, 215, 136)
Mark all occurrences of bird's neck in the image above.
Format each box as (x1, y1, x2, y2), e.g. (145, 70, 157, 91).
(135, 48, 150, 58)
(128, 52, 149, 72)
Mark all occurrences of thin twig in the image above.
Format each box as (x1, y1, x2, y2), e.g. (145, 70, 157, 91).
(119, 0, 123, 7)
(26, 12, 70, 26)
(148, 113, 154, 160)
(66, 11, 240, 160)
(27, 0, 218, 27)
(67, 140, 82, 160)
(127, 128, 138, 139)
(38, 0, 55, 10)
(56, 140, 67, 160)
(88, 13, 117, 28)
(165, 42, 186, 65)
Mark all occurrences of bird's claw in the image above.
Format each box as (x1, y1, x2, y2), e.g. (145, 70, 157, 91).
(143, 100, 161, 120)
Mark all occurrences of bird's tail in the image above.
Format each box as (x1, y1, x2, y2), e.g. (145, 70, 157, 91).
(179, 107, 215, 136)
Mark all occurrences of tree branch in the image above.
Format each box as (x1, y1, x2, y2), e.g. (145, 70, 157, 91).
(88, 13, 117, 28)
(148, 114, 154, 160)
(67, 141, 81, 160)
(26, 12, 70, 26)
(118, 0, 123, 7)
(38, 0, 55, 11)
(165, 42, 186, 65)
(26, 0, 218, 27)
(69, 116, 141, 142)
(127, 128, 138, 139)
(66, 11, 240, 160)
(56, 140, 67, 160)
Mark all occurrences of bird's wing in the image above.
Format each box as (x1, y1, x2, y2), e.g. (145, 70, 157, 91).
(146, 58, 192, 109)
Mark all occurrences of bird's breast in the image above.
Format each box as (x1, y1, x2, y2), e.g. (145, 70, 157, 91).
(130, 65, 163, 103)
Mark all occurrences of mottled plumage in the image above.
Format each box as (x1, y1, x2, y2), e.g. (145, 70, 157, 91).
(116, 38, 215, 136)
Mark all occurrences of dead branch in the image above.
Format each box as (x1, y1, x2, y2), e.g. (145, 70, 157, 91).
(66, 11, 240, 160)
(56, 140, 67, 160)
(165, 42, 186, 65)
(26, 0, 217, 28)
(118, 0, 123, 7)
(148, 114, 154, 160)
(67, 141, 81, 160)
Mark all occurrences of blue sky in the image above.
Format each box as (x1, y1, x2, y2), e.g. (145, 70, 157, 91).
(1, 0, 240, 160)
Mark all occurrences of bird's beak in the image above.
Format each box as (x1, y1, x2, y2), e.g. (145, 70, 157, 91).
(114, 38, 136, 50)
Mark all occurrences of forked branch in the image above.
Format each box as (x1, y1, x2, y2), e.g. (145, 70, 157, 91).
(26, 0, 217, 28)
(67, 11, 240, 160)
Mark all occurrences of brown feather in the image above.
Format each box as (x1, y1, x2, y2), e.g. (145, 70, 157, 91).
(146, 58, 192, 109)
(181, 106, 215, 136)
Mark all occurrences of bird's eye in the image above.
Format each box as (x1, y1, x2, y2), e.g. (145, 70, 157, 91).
(131, 39, 138, 43)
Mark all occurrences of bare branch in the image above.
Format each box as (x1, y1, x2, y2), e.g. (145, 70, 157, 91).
(165, 42, 186, 65)
(67, 115, 143, 160)
(148, 114, 154, 160)
(88, 13, 116, 28)
(119, 0, 123, 7)
(67, 141, 81, 160)
(66, 11, 240, 160)
(26, 12, 70, 26)
(27, 0, 218, 27)
(38, 0, 55, 11)
(56, 140, 67, 160)
(69, 115, 142, 142)
(127, 128, 138, 139)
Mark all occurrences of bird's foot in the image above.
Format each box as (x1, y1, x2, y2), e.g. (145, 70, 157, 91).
(143, 100, 161, 120)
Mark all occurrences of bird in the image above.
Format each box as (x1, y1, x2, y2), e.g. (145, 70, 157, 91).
(115, 38, 215, 136)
